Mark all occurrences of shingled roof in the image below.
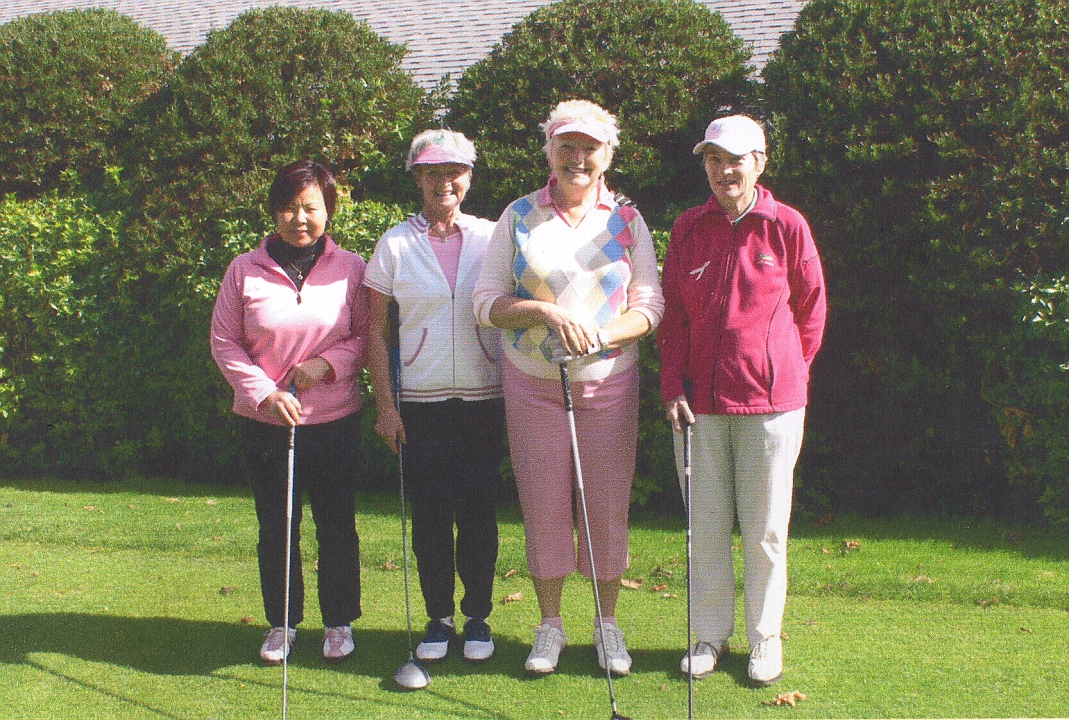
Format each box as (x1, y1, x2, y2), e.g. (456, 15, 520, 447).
(0, 0, 808, 88)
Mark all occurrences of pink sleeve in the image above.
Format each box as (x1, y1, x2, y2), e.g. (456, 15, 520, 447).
(472, 211, 517, 327)
(625, 214, 664, 329)
(210, 258, 279, 409)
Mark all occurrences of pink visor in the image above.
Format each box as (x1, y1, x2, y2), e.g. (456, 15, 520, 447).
(410, 144, 474, 168)
(549, 119, 613, 144)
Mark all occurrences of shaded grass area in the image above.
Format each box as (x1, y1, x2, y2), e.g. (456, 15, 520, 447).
(1, 476, 1068, 718)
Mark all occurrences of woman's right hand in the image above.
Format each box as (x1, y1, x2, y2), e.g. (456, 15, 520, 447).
(665, 395, 696, 433)
(265, 389, 302, 427)
(374, 403, 406, 454)
(543, 304, 600, 358)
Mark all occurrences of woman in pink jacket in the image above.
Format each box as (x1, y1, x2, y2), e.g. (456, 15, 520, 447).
(659, 116, 826, 687)
(211, 160, 369, 666)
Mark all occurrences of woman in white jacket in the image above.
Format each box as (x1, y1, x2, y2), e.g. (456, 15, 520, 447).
(364, 129, 504, 664)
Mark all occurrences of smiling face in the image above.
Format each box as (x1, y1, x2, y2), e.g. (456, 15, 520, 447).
(274, 183, 328, 248)
(546, 131, 612, 193)
(412, 162, 472, 216)
(703, 146, 766, 219)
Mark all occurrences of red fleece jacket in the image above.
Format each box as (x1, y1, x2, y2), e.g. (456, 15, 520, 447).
(658, 185, 826, 415)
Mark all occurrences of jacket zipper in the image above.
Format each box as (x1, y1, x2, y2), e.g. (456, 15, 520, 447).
(712, 220, 739, 410)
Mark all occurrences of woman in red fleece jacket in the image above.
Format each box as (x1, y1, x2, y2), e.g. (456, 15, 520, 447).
(658, 115, 826, 687)
(211, 160, 369, 666)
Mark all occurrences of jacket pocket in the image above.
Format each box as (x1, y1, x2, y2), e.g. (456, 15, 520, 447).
(403, 328, 429, 367)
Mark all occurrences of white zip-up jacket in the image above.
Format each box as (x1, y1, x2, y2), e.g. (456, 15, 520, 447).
(364, 212, 503, 402)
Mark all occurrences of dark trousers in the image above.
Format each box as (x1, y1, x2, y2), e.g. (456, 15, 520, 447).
(401, 398, 505, 621)
(242, 413, 362, 628)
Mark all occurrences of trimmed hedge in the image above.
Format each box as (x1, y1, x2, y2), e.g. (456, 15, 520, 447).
(446, 0, 754, 225)
(0, 9, 176, 197)
(762, 0, 1069, 522)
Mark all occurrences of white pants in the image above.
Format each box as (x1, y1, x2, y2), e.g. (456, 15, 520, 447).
(674, 409, 805, 648)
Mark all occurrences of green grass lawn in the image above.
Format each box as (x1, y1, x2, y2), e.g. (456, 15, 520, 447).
(2, 476, 1067, 719)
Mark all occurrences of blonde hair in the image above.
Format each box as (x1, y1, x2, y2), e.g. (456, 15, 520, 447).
(405, 129, 477, 171)
(539, 99, 620, 150)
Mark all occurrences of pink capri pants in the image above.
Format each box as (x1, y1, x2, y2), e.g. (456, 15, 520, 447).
(503, 359, 639, 580)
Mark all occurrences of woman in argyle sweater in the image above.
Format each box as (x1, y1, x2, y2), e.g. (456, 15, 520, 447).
(473, 100, 663, 677)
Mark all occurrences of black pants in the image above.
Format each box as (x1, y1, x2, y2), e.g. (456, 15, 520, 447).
(401, 398, 504, 621)
(242, 413, 362, 628)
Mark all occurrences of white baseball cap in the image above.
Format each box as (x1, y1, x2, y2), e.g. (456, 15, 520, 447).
(692, 115, 766, 156)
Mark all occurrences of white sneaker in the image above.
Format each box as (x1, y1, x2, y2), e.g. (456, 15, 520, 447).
(525, 624, 567, 674)
(594, 622, 632, 676)
(322, 625, 355, 662)
(748, 636, 783, 686)
(680, 642, 728, 678)
(261, 627, 296, 665)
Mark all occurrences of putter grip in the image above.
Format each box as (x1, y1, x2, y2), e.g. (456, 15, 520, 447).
(558, 362, 574, 412)
(387, 300, 402, 408)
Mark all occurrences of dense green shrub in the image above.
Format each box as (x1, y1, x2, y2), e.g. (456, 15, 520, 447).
(763, 0, 1069, 521)
(0, 192, 129, 475)
(447, 0, 753, 224)
(0, 9, 176, 198)
(123, 6, 431, 251)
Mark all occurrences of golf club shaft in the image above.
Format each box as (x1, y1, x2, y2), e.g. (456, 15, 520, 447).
(684, 422, 694, 720)
(388, 301, 418, 661)
(559, 362, 623, 719)
(282, 419, 295, 720)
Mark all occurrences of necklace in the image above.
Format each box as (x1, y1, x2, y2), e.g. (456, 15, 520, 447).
(287, 254, 316, 281)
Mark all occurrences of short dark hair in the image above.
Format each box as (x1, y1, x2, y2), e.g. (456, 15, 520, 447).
(268, 160, 338, 220)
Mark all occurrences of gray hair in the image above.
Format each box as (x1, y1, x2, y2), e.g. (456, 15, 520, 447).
(405, 129, 478, 171)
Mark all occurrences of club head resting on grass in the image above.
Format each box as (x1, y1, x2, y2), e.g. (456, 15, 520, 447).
(394, 658, 430, 690)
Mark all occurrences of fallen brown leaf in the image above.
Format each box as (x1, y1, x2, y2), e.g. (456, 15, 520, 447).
(820, 547, 831, 555)
(661, 592, 678, 599)
(205, 499, 218, 506)
(651, 566, 674, 579)
(842, 540, 861, 551)
(762, 690, 808, 707)
(381, 560, 398, 571)
(620, 577, 643, 589)
(219, 586, 234, 596)
(652, 583, 668, 591)
(84, 506, 96, 511)
(503, 591, 523, 604)
(240, 616, 254, 624)
(979, 597, 999, 608)
(1019, 626, 1033, 633)
(504, 568, 518, 578)
(911, 575, 934, 584)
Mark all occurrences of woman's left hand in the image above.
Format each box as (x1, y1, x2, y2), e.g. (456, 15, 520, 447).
(284, 358, 332, 392)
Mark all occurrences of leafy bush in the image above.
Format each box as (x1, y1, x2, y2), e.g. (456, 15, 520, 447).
(123, 6, 431, 252)
(0, 192, 130, 475)
(762, 0, 1069, 520)
(0, 9, 176, 198)
(447, 0, 753, 224)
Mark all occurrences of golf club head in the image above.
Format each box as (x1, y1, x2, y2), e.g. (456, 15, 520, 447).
(611, 713, 633, 720)
(394, 659, 430, 690)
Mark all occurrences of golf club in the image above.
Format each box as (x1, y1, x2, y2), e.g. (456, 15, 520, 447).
(684, 419, 694, 720)
(388, 300, 431, 691)
(558, 360, 630, 720)
(281, 382, 297, 720)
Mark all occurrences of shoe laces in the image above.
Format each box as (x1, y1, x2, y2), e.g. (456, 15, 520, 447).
(324, 626, 350, 651)
(264, 627, 293, 650)
(424, 619, 454, 644)
(532, 625, 564, 653)
(465, 618, 491, 643)
(596, 623, 625, 656)
(693, 641, 718, 658)
(751, 640, 772, 660)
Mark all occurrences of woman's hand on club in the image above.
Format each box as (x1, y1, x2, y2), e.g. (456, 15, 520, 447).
(543, 305, 599, 358)
(285, 357, 332, 392)
(266, 389, 302, 427)
(666, 395, 696, 433)
(374, 403, 406, 454)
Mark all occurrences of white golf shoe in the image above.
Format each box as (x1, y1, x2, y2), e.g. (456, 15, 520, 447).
(322, 625, 355, 662)
(748, 636, 783, 686)
(680, 641, 728, 678)
(594, 622, 632, 676)
(525, 624, 567, 674)
(261, 626, 296, 665)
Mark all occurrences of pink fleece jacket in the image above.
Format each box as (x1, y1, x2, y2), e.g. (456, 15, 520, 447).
(211, 233, 370, 426)
(658, 185, 826, 415)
